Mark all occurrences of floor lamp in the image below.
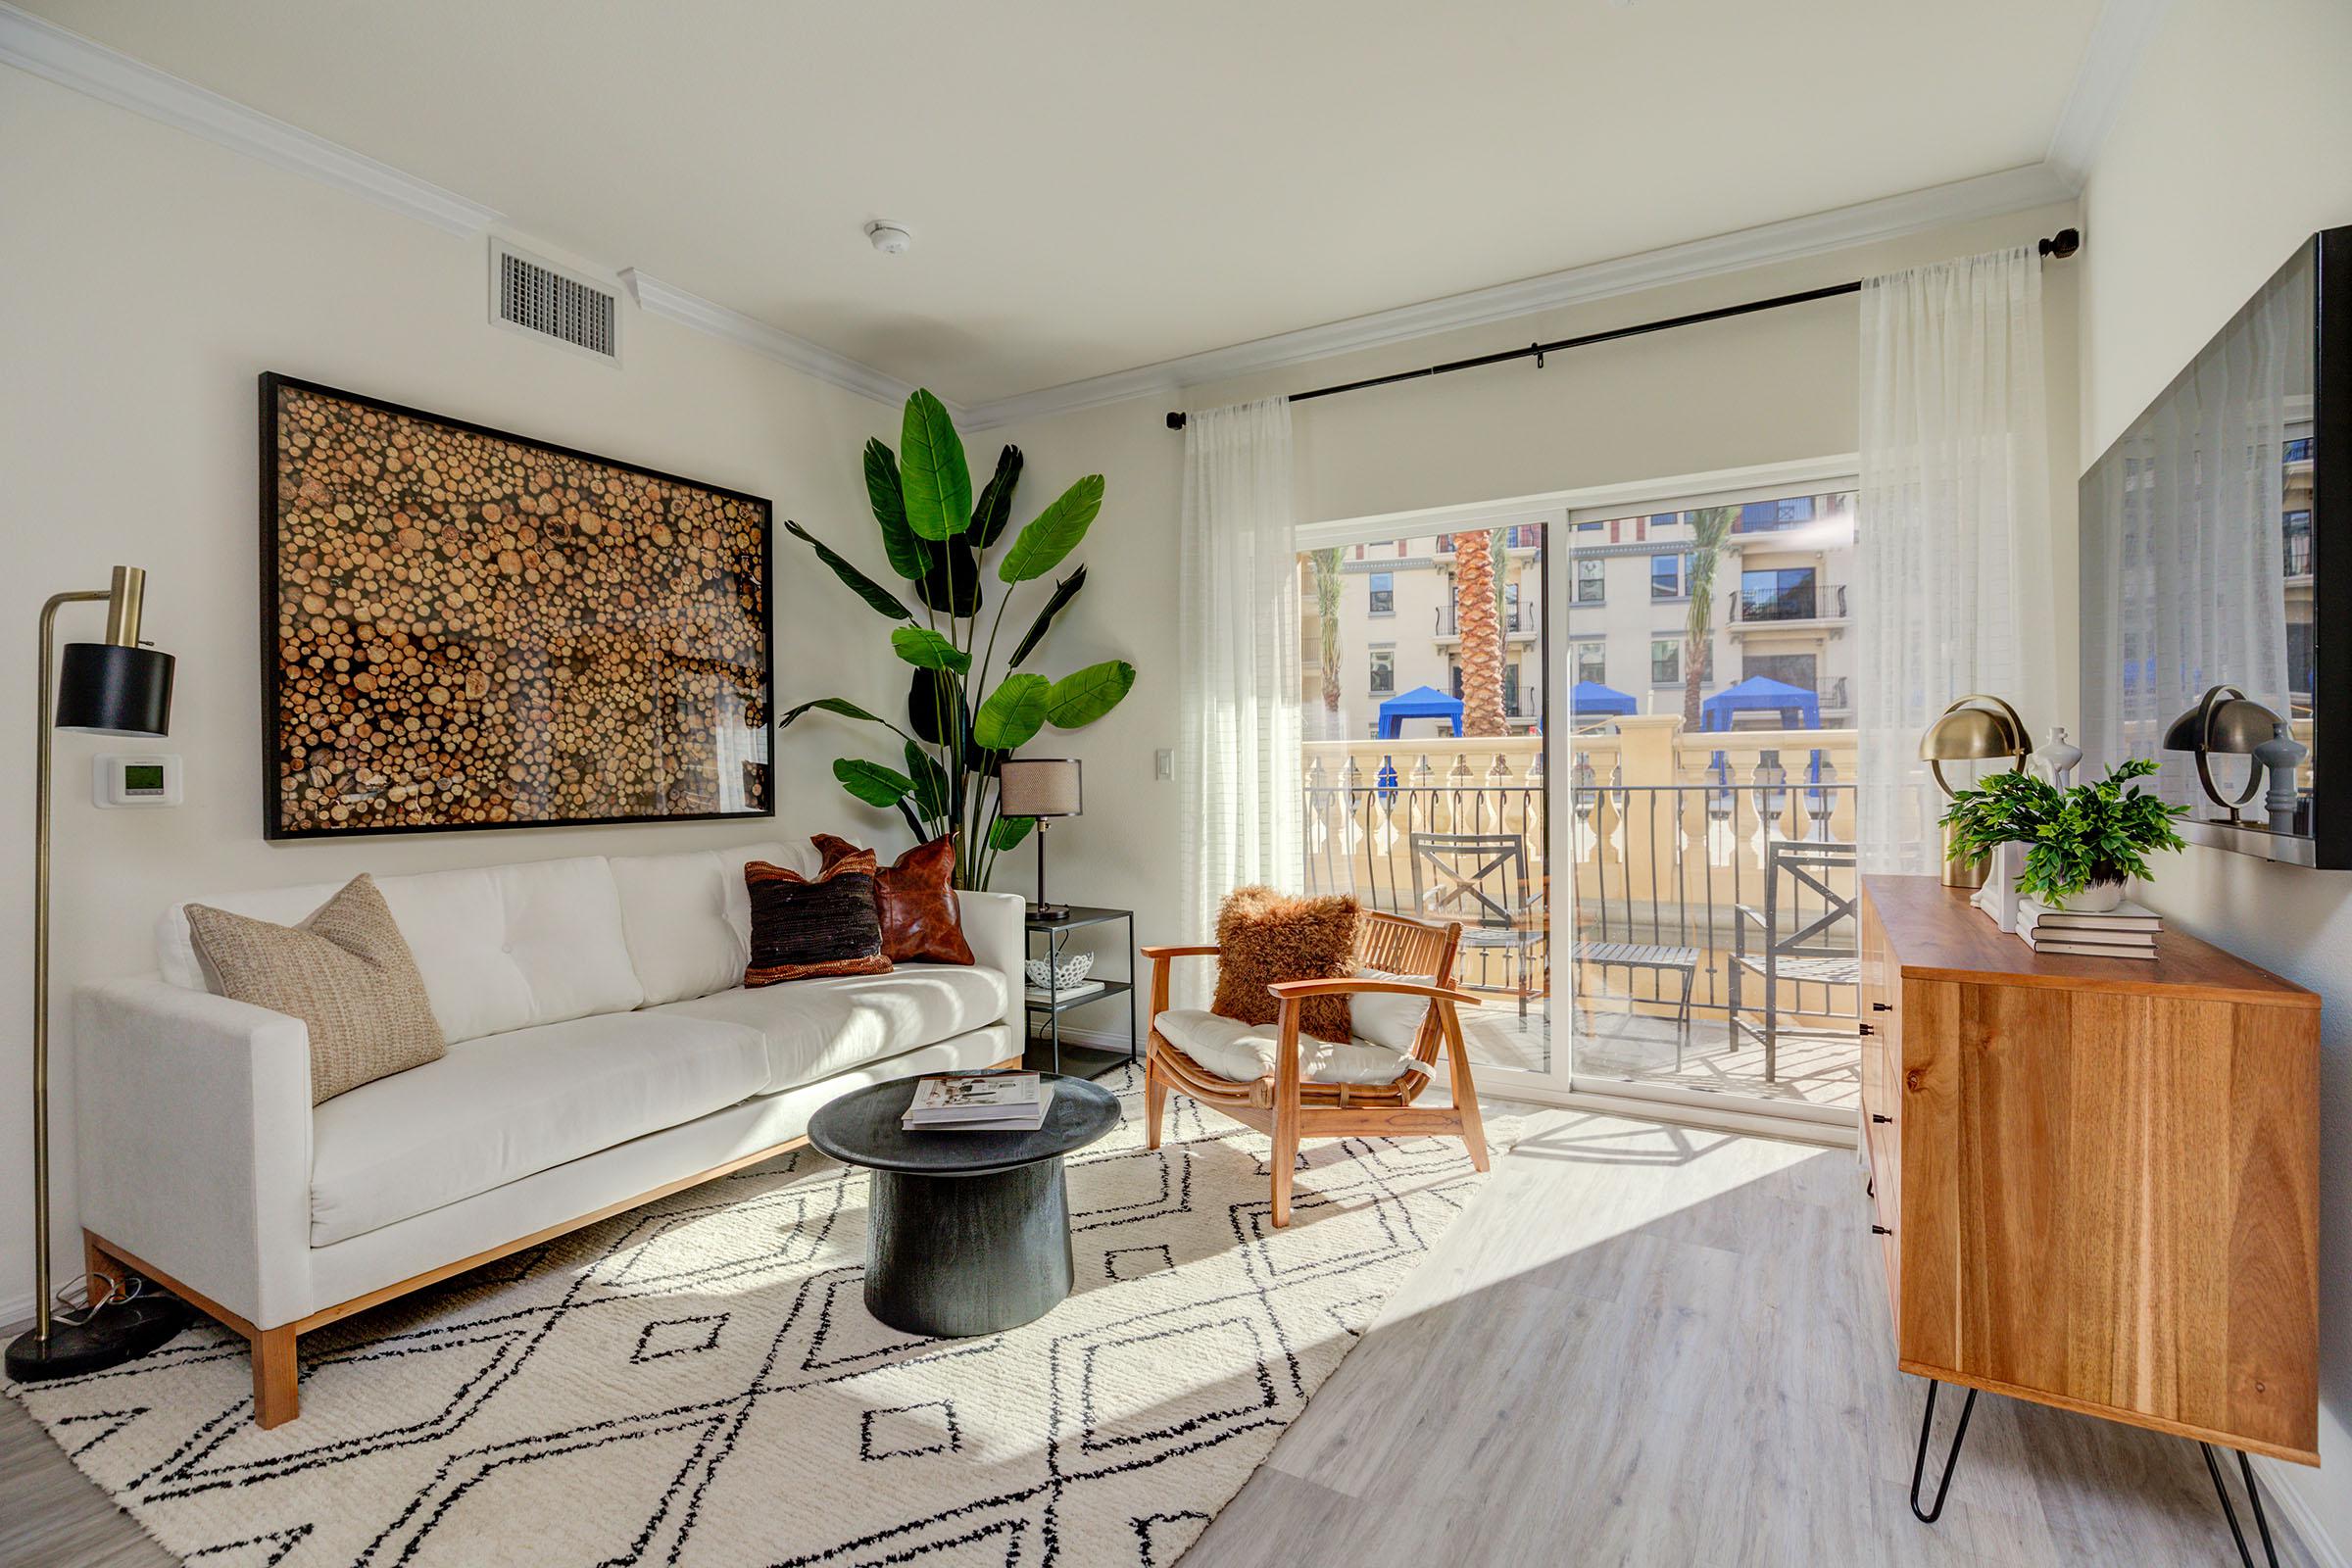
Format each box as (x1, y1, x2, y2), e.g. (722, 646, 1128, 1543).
(6, 565, 186, 1382)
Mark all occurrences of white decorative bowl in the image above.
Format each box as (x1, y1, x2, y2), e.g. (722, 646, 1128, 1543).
(1025, 953, 1095, 990)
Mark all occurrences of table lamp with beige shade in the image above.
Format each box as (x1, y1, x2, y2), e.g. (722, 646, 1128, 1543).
(997, 757, 1083, 920)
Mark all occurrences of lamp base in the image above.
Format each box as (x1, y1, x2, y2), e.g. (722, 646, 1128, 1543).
(1029, 902, 1072, 921)
(5, 1292, 190, 1382)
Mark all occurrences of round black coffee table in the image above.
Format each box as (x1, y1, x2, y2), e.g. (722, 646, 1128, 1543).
(808, 1071, 1121, 1338)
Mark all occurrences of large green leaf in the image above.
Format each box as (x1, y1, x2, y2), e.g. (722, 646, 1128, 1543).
(989, 814, 1036, 852)
(1007, 565, 1086, 668)
(833, 757, 915, 808)
(862, 440, 925, 580)
(906, 667, 970, 747)
(904, 739, 954, 821)
(971, 444, 1025, 549)
(784, 520, 911, 620)
(778, 696, 904, 738)
(973, 672, 1051, 751)
(1044, 660, 1136, 727)
(913, 534, 982, 616)
(997, 474, 1104, 583)
(899, 389, 971, 542)
(891, 625, 972, 674)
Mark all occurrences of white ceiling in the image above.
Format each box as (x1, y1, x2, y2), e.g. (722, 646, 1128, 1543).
(19, 0, 2106, 409)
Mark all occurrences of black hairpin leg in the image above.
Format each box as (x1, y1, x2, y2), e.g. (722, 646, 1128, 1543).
(1908, 1380, 1978, 1524)
(2201, 1444, 2280, 1568)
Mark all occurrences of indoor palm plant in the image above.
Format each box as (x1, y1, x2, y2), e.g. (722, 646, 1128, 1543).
(1937, 758, 2188, 910)
(779, 388, 1135, 890)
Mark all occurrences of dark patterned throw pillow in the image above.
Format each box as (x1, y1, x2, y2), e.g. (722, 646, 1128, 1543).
(744, 852, 892, 986)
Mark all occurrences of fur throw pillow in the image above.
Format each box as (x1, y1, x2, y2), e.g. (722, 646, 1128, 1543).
(1211, 886, 1359, 1045)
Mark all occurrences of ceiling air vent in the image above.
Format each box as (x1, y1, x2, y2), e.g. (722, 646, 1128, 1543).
(489, 240, 620, 365)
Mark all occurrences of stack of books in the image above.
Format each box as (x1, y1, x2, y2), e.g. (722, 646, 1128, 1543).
(2017, 897, 2161, 959)
(901, 1071, 1056, 1132)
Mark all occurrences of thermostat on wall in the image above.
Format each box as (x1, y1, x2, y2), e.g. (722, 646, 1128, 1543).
(93, 754, 181, 808)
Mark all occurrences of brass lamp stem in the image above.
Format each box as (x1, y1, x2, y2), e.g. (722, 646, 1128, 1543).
(30, 584, 120, 1349)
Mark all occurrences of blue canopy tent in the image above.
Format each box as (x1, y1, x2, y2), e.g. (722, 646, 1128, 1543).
(1700, 674, 1822, 732)
(1376, 684, 1463, 739)
(1568, 680, 1638, 718)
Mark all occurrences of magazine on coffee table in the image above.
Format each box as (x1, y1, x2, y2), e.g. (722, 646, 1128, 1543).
(903, 1072, 1056, 1132)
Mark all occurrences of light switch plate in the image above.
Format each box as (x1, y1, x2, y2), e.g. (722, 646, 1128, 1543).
(1154, 748, 1174, 780)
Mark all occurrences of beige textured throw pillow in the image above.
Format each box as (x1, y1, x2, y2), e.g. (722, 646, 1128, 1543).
(185, 874, 446, 1104)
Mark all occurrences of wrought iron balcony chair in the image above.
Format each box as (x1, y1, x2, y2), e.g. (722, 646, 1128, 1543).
(1406, 831, 1548, 1022)
(1728, 839, 1861, 1083)
(1142, 911, 1486, 1228)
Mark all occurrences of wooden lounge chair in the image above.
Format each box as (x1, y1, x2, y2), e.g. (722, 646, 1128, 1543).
(1141, 909, 1488, 1227)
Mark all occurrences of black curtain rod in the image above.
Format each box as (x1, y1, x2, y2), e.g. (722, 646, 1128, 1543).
(1164, 226, 2082, 430)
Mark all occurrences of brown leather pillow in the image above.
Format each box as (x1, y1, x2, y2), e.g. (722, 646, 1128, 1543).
(744, 852, 892, 986)
(811, 833, 974, 965)
(1211, 886, 1359, 1044)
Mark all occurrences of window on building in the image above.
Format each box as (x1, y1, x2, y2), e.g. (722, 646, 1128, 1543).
(2285, 510, 2314, 576)
(1503, 664, 1522, 715)
(1651, 639, 1680, 684)
(1503, 581, 1522, 631)
(1743, 652, 1818, 692)
(1739, 566, 1817, 621)
(1575, 558, 1605, 603)
(1368, 571, 1395, 615)
(1448, 661, 1462, 699)
(1574, 642, 1606, 685)
(1368, 649, 1395, 695)
(1650, 554, 1682, 599)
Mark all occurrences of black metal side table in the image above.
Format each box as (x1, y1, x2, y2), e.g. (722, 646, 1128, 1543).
(1022, 906, 1138, 1080)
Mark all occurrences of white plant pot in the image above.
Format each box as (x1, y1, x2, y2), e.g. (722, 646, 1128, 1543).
(2061, 876, 2127, 913)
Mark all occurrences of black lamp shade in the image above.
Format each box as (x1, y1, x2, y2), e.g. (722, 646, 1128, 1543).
(57, 643, 173, 736)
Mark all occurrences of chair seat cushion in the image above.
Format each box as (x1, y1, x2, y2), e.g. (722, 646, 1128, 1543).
(1154, 1008, 1414, 1087)
(650, 962, 1008, 1095)
(309, 1011, 769, 1246)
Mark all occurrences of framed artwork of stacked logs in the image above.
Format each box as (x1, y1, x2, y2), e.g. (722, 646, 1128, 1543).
(259, 373, 774, 839)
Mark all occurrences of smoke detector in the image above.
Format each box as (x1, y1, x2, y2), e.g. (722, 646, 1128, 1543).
(865, 220, 913, 255)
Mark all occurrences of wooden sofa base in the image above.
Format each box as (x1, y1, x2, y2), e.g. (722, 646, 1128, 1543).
(85, 1054, 1024, 1429)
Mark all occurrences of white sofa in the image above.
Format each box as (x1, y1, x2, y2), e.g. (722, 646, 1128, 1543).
(73, 839, 1025, 1426)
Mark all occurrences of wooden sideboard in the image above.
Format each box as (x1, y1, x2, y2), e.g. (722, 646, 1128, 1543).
(1859, 876, 2321, 1468)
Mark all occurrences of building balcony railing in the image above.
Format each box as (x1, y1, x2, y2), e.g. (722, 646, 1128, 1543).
(1298, 724, 1859, 1024)
(1433, 604, 1533, 639)
(1729, 582, 1846, 626)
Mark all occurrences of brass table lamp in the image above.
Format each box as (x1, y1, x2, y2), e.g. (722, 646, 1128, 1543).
(8, 565, 188, 1382)
(1921, 694, 2029, 889)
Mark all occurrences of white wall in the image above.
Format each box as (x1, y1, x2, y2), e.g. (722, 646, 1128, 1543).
(0, 74, 910, 1320)
(970, 205, 2081, 957)
(2076, 0, 2352, 1554)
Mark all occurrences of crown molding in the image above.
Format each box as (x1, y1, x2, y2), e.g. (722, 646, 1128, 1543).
(618, 270, 930, 412)
(0, 1, 501, 237)
(955, 163, 2074, 431)
(2044, 0, 2172, 189)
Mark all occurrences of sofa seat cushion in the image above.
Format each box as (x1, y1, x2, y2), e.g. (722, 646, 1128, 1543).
(309, 1010, 768, 1246)
(1153, 1008, 1416, 1087)
(651, 963, 1007, 1095)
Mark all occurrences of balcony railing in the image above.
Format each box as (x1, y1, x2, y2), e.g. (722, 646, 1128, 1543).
(1434, 604, 1528, 636)
(1731, 582, 1846, 623)
(1299, 726, 1859, 1032)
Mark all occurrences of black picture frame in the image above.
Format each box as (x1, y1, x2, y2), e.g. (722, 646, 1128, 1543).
(258, 372, 776, 841)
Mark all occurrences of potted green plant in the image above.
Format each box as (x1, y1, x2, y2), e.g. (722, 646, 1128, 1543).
(1938, 759, 2188, 911)
(777, 388, 1135, 891)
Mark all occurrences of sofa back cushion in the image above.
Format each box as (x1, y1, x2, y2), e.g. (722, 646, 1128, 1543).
(608, 840, 801, 1005)
(157, 856, 644, 1043)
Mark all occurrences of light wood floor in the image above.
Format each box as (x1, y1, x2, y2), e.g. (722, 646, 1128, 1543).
(1, 1107, 2314, 1568)
(1463, 1004, 1864, 1110)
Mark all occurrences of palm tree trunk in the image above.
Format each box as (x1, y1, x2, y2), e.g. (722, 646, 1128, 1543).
(1453, 530, 1507, 737)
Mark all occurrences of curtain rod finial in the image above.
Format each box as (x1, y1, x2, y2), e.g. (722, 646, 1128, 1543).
(2039, 227, 2082, 260)
(1166, 411, 1188, 431)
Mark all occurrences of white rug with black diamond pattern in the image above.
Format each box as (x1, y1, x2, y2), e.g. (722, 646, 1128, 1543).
(8, 1065, 1509, 1567)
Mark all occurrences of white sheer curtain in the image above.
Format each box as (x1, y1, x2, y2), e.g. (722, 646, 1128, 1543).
(1177, 397, 1301, 997)
(1855, 245, 2053, 873)
(2082, 251, 2302, 809)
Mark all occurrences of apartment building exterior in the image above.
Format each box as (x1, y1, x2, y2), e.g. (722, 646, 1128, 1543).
(1300, 491, 1855, 739)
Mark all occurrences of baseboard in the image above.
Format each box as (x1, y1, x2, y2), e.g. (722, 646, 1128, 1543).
(0, 1290, 33, 1338)
(2252, 1454, 2346, 1568)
